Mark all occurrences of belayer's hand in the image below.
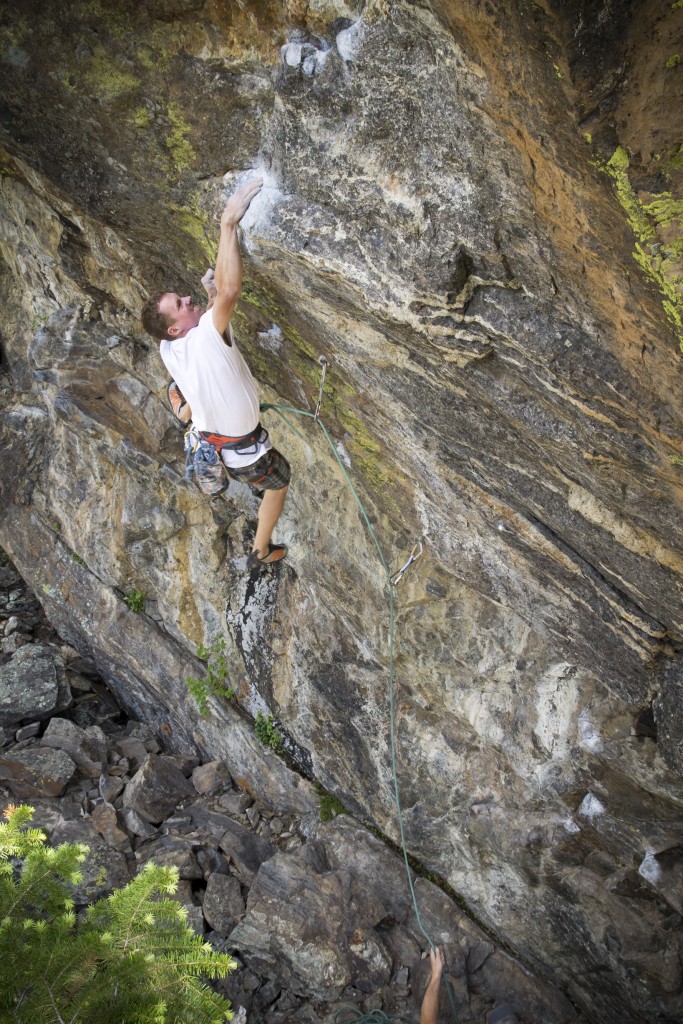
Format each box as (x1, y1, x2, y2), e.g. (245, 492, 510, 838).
(221, 178, 263, 227)
(428, 946, 445, 984)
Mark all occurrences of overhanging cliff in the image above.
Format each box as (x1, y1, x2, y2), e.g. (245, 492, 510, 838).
(1, 2, 682, 1022)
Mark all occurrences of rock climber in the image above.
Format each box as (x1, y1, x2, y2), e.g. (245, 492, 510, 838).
(141, 179, 290, 568)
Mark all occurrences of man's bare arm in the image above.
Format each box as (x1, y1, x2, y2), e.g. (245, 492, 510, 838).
(212, 179, 263, 337)
(420, 947, 445, 1024)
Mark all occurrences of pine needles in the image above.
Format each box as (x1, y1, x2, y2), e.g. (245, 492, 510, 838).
(0, 805, 235, 1024)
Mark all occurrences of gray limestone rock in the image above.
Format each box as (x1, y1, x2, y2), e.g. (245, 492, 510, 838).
(121, 807, 157, 839)
(135, 834, 204, 879)
(192, 759, 231, 795)
(0, 744, 75, 797)
(202, 873, 245, 936)
(50, 819, 130, 904)
(216, 818, 275, 885)
(90, 800, 130, 849)
(122, 754, 195, 824)
(229, 839, 392, 1001)
(41, 717, 104, 776)
(0, 644, 70, 725)
(0, 4, 682, 1021)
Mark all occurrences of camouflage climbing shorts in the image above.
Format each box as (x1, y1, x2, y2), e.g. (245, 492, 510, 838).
(225, 448, 291, 494)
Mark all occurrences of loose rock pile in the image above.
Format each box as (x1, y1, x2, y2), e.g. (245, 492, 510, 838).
(0, 550, 579, 1023)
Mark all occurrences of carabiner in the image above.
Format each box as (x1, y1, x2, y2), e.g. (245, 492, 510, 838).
(314, 355, 328, 421)
(390, 541, 424, 586)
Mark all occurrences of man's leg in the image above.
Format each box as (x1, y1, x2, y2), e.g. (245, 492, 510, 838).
(252, 485, 288, 561)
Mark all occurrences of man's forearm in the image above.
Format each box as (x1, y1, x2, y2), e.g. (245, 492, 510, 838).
(420, 979, 440, 1024)
(214, 221, 242, 298)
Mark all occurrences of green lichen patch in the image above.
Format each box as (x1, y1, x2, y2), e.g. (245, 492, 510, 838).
(240, 281, 317, 360)
(665, 54, 681, 68)
(166, 103, 196, 174)
(169, 203, 217, 266)
(81, 45, 140, 102)
(606, 147, 655, 241)
(603, 148, 683, 349)
(131, 106, 152, 130)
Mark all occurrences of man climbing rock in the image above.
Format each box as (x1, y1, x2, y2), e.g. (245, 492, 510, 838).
(141, 179, 290, 568)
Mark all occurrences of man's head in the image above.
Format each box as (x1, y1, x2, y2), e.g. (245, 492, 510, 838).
(141, 291, 203, 340)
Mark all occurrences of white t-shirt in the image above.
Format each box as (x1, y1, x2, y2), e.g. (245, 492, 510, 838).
(160, 311, 271, 469)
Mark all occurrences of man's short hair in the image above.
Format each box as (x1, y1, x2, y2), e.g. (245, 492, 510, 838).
(141, 291, 172, 340)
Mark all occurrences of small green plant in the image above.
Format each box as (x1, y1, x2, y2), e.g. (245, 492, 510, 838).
(319, 793, 349, 822)
(670, 454, 683, 465)
(71, 551, 87, 567)
(254, 711, 284, 753)
(0, 804, 235, 1023)
(123, 588, 146, 613)
(186, 636, 234, 716)
(665, 54, 680, 68)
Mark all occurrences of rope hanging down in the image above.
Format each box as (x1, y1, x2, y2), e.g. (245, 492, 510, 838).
(261, 358, 432, 946)
(262, 359, 461, 1021)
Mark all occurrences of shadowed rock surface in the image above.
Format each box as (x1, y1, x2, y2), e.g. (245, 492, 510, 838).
(1, 3, 682, 1022)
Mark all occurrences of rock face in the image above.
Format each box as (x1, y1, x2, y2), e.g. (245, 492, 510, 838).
(1, 3, 682, 1022)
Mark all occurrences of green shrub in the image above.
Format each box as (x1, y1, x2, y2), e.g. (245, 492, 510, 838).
(0, 804, 234, 1023)
(319, 793, 348, 822)
(254, 711, 284, 753)
(186, 637, 235, 716)
(123, 588, 146, 613)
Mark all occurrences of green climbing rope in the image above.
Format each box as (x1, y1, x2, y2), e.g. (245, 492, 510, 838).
(260, 400, 432, 945)
(262, 392, 462, 1020)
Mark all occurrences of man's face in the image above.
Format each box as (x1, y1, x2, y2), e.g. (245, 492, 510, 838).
(158, 293, 202, 338)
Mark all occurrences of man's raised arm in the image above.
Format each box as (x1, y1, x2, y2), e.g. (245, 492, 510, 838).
(211, 178, 263, 337)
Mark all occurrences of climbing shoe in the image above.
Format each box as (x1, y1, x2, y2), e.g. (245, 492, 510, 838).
(246, 543, 288, 569)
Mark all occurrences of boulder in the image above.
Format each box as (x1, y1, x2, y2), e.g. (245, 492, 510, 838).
(0, 745, 75, 797)
(0, 644, 70, 726)
(99, 773, 125, 803)
(90, 800, 130, 849)
(229, 839, 392, 1001)
(192, 760, 232, 795)
(121, 807, 157, 839)
(202, 873, 245, 936)
(50, 819, 130, 904)
(41, 717, 105, 776)
(122, 754, 194, 824)
(135, 834, 204, 879)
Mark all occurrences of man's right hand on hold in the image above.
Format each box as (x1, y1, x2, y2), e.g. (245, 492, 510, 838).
(221, 178, 263, 227)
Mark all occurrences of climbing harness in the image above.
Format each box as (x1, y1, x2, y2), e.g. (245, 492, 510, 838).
(199, 423, 269, 457)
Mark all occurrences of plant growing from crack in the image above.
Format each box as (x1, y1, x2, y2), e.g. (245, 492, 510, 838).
(186, 636, 234, 716)
(123, 588, 146, 613)
(319, 793, 348, 822)
(254, 711, 284, 753)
